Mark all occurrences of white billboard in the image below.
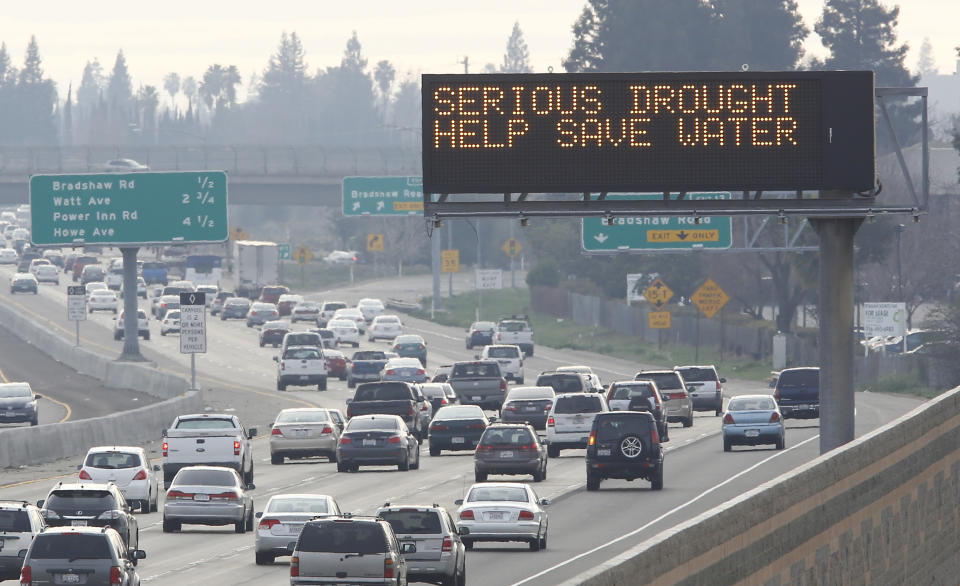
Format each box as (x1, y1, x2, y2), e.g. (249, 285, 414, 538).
(862, 302, 906, 338)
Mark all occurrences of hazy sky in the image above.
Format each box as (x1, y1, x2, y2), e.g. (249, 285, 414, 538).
(2, 0, 956, 101)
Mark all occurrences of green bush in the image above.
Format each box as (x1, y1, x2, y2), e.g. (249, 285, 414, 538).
(526, 260, 560, 288)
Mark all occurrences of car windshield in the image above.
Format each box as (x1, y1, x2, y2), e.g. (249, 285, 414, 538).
(173, 469, 236, 487)
(0, 509, 31, 532)
(252, 303, 275, 311)
(435, 406, 484, 420)
(451, 363, 499, 378)
(346, 417, 399, 432)
(728, 397, 777, 411)
(0, 385, 31, 398)
(637, 372, 682, 390)
(263, 321, 287, 330)
(419, 385, 446, 399)
(324, 303, 347, 311)
(285, 334, 320, 345)
(611, 383, 655, 401)
(778, 369, 819, 387)
(467, 486, 528, 503)
(536, 374, 583, 393)
(675, 367, 717, 382)
(46, 490, 114, 510)
(499, 321, 527, 332)
(29, 534, 112, 559)
(380, 510, 442, 535)
(353, 351, 386, 360)
(262, 287, 286, 296)
(84, 452, 140, 469)
(355, 383, 411, 401)
(276, 410, 329, 424)
(480, 428, 534, 446)
(225, 299, 249, 307)
(376, 317, 400, 324)
(298, 521, 386, 554)
(555, 395, 603, 414)
(595, 415, 651, 441)
(328, 320, 356, 329)
(284, 348, 321, 360)
(298, 302, 319, 310)
(394, 336, 421, 345)
(175, 418, 237, 430)
(471, 322, 495, 331)
(266, 497, 330, 515)
(486, 347, 519, 358)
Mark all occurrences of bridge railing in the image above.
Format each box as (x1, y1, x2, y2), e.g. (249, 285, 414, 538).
(0, 145, 423, 177)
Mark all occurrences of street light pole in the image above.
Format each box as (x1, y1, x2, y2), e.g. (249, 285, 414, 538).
(895, 224, 905, 305)
(464, 219, 481, 321)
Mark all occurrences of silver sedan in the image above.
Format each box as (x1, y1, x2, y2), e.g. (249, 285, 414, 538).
(455, 482, 549, 551)
(254, 493, 341, 565)
(269, 408, 341, 464)
(162, 466, 255, 534)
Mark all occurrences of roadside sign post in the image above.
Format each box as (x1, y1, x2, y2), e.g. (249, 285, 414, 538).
(67, 285, 86, 347)
(180, 292, 206, 390)
(643, 278, 674, 350)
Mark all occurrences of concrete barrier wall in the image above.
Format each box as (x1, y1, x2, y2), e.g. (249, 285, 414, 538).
(0, 295, 199, 469)
(567, 386, 960, 586)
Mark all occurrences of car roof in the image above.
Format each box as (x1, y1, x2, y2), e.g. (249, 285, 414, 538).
(39, 525, 119, 535)
(0, 500, 38, 510)
(85, 446, 144, 454)
(48, 482, 116, 492)
(555, 365, 594, 373)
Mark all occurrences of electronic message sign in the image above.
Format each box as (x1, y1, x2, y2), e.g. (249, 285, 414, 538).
(421, 72, 874, 195)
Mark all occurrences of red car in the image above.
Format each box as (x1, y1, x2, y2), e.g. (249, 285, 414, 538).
(324, 349, 348, 381)
(259, 285, 290, 304)
(276, 294, 304, 316)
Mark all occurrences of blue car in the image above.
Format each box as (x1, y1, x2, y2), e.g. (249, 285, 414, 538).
(465, 321, 495, 350)
(722, 394, 785, 452)
(381, 357, 429, 384)
(393, 334, 427, 366)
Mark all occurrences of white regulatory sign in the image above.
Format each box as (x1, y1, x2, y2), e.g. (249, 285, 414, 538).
(66, 285, 87, 321)
(179, 292, 206, 354)
(475, 269, 503, 290)
(862, 302, 906, 338)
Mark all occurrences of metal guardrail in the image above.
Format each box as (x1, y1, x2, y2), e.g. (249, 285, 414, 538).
(0, 145, 422, 177)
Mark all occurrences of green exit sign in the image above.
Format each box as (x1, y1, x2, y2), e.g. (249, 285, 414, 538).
(29, 171, 228, 246)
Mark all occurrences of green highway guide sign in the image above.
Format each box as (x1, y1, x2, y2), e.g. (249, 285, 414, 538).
(29, 171, 228, 246)
(581, 193, 732, 252)
(342, 176, 423, 216)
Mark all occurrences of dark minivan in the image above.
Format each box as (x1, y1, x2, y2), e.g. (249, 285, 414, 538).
(773, 367, 820, 419)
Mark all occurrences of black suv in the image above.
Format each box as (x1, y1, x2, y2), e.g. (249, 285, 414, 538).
(19, 526, 145, 585)
(37, 482, 139, 550)
(586, 411, 664, 491)
(474, 423, 548, 482)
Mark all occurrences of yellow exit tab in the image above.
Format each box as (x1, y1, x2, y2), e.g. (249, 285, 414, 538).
(393, 201, 424, 211)
(647, 229, 720, 243)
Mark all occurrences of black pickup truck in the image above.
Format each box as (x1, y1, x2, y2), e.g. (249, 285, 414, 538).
(773, 367, 820, 419)
(346, 381, 426, 440)
(346, 350, 389, 388)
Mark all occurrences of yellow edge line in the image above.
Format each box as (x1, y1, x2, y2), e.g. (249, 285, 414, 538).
(44, 395, 72, 423)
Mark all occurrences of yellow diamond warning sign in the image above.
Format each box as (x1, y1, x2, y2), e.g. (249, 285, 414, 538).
(648, 311, 671, 329)
(643, 278, 674, 310)
(691, 278, 730, 319)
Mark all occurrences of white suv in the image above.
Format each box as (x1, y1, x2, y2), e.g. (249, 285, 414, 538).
(479, 344, 524, 383)
(0, 501, 45, 580)
(546, 393, 609, 458)
(113, 309, 150, 340)
(77, 446, 161, 513)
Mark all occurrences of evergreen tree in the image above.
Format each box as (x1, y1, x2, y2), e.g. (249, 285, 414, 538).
(915, 37, 936, 77)
(501, 22, 533, 73)
(341, 31, 367, 71)
(107, 50, 134, 141)
(14, 36, 58, 144)
(711, 0, 808, 70)
(312, 32, 380, 147)
(137, 85, 159, 143)
(0, 43, 16, 145)
(76, 59, 105, 143)
(63, 84, 73, 145)
(0, 43, 17, 86)
(260, 32, 308, 102)
(19, 36, 44, 86)
(373, 59, 395, 115)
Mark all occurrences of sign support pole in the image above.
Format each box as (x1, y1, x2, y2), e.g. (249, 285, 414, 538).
(118, 247, 145, 362)
(76, 321, 80, 347)
(431, 221, 441, 311)
(695, 312, 700, 363)
(191, 353, 197, 391)
(811, 211, 862, 455)
(509, 222, 516, 288)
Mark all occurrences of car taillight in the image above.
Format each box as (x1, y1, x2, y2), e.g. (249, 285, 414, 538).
(272, 427, 283, 436)
(459, 509, 475, 520)
(408, 405, 414, 415)
(387, 436, 402, 444)
(431, 424, 448, 431)
(321, 426, 333, 434)
(340, 437, 352, 445)
(19, 565, 30, 585)
(386, 369, 396, 375)
(769, 412, 781, 423)
(503, 405, 517, 412)
(132, 469, 147, 481)
(210, 491, 240, 500)
(670, 392, 686, 400)
(543, 402, 553, 411)
(418, 344, 425, 350)
(281, 363, 286, 371)
(519, 444, 534, 451)
(518, 510, 535, 520)
(78, 469, 92, 480)
(166, 490, 194, 500)
(723, 413, 734, 424)
(290, 556, 299, 577)
(588, 431, 596, 446)
(384, 557, 395, 579)
(773, 387, 780, 402)
(421, 403, 429, 411)
(416, 369, 425, 376)
(347, 406, 353, 418)
(547, 417, 555, 427)
(467, 423, 486, 430)
(441, 398, 448, 405)
(258, 518, 281, 530)
(234, 441, 241, 456)
(442, 536, 453, 552)
(162, 442, 168, 457)
(500, 379, 507, 391)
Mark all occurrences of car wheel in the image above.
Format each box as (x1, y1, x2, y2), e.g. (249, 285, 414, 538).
(318, 377, 327, 391)
(586, 471, 600, 491)
(138, 499, 149, 513)
(161, 330, 166, 336)
(89, 307, 94, 313)
(776, 435, 786, 450)
(547, 445, 560, 459)
(114, 332, 122, 341)
(246, 508, 255, 531)
(430, 445, 441, 457)
(398, 454, 410, 471)
(162, 518, 180, 533)
(277, 380, 286, 391)
(539, 531, 547, 550)
(723, 437, 732, 452)
(475, 471, 487, 482)
(30, 416, 38, 426)
(529, 537, 541, 552)
(271, 453, 283, 465)
(532, 467, 543, 482)
(651, 461, 664, 491)
(150, 493, 158, 512)
(411, 446, 421, 469)
(339, 373, 347, 381)
(234, 518, 246, 534)
(347, 378, 356, 389)
(328, 453, 338, 463)
(683, 416, 693, 428)
(259, 340, 264, 347)
(463, 539, 473, 550)
(255, 552, 274, 565)
(337, 461, 348, 473)
(144, 332, 150, 340)
(353, 342, 359, 348)
(466, 342, 472, 350)
(517, 378, 524, 385)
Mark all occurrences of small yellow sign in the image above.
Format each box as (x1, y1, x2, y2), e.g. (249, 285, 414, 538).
(292, 245, 313, 265)
(648, 311, 671, 329)
(441, 249, 459, 273)
(643, 278, 674, 310)
(501, 237, 523, 258)
(367, 233, 385, 252)
(230, 227, 249, 241)
(647, 229, 720, 243)
(691, 277, 730, 319)
(393, 201, 424, 211)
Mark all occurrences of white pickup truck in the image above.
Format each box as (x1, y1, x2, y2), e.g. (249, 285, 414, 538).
(494, 315, 535, 356)
(162, 413, 257, 486)
(275, 345, 328, 391)
(478, 344, 525, 383)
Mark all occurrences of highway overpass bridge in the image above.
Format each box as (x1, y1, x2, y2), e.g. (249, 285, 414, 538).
(0, 144, 422, 206)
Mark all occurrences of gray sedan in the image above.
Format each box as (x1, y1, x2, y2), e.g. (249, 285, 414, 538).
(336, 415, 421, 472)
(254, 493, 341, 565)
(162, 466, 255, 533)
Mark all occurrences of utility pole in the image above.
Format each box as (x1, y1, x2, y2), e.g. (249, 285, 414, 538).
(458, 56, 469, 74)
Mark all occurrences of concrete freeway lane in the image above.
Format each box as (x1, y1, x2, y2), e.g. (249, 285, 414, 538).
(0, 264, 925, 584)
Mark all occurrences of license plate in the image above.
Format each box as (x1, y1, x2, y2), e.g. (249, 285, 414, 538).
(300, 375, 309, 380)
(487, 512, 505, 520)
(598, 448, 611, 456)
(452, 437, 465, 444)
(500, 451, 514, 458)
(295, 430, 308, 438)
(71, 520, 87, 526)
(472, 396, 482, 402)
(525, 406, 537, 412)
(363, 439, 377, 446)
(194, 494, 210, 501)
(60, 574, 80, 584)
(745, 429, 760, 437)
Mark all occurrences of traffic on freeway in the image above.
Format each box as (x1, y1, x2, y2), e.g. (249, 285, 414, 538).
(0, 238, 925, 585)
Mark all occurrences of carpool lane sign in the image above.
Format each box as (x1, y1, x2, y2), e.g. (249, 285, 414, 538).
(29, 171, 228, 246)
(67, 286, 86, 321)
(179, 292, 207, 354)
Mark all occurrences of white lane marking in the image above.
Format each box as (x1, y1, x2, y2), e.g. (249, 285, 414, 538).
(511, 433, 820, 586)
